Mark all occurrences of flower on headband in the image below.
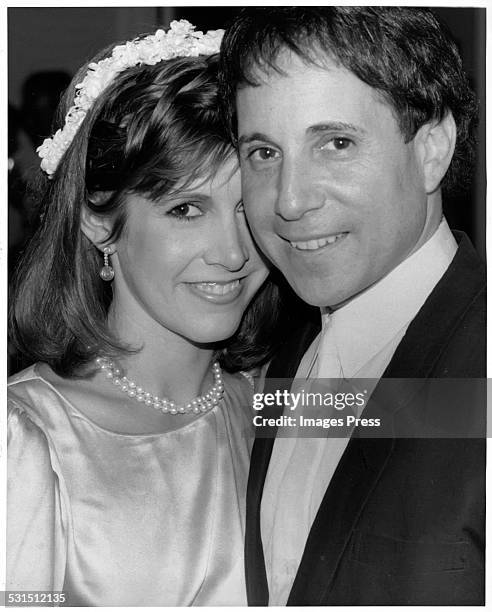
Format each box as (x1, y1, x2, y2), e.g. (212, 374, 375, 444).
(37, 20, 224, 178)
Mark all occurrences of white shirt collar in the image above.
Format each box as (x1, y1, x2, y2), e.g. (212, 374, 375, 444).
(321, 218, 457, 379)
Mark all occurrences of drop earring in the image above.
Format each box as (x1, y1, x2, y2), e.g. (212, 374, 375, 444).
(99, 247, 115, 281)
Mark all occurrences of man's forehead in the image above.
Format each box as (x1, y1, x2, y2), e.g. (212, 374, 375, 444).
(236, 51, 399, 136)
(235, 57, 404, 146)
(237, 46, 341, 90)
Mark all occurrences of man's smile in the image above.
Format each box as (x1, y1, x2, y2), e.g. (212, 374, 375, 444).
(286, 232, 348, 251)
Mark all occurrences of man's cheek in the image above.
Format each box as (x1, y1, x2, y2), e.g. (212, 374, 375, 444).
(244, 182, 276, 220)
(245, 208, 271, 239)
(243, 205, 273, 249)
(243, 191, 267, 221)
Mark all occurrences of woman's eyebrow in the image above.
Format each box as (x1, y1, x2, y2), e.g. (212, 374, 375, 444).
(167, 190, 209, 200)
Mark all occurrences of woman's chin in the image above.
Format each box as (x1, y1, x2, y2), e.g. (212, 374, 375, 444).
(184, 316, 241, 346)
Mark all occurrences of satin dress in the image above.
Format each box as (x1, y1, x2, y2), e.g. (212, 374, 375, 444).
(7, 364, 254, 606)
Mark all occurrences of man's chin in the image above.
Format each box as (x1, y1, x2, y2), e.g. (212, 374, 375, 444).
(288, 285, 342, 309)
(286, 276, 363, 310)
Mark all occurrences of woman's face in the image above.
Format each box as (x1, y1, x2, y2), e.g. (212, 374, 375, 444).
(110, 157, 269, 346)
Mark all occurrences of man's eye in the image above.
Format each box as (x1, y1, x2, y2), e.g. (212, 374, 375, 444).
(168, 203, 202, 219)
(249, 147, 280, 162)
(321, 137, 353, 151)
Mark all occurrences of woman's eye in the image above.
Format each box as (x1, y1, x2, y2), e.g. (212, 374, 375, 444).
(168, 203, 202, 219)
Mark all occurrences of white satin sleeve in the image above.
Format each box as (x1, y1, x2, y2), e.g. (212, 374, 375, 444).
(7, 399, 68, 591)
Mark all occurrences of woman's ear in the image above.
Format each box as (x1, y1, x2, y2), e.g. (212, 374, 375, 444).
(80, 200, 114, 249)
(416, 112, 457, 194)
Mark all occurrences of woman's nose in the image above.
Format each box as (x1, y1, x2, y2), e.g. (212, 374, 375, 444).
(204, 216, 249, 271)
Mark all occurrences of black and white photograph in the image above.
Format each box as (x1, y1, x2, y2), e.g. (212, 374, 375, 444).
(4, 4, 487, 607)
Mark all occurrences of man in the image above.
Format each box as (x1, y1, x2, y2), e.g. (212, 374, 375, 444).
(219, 7, 485, 606)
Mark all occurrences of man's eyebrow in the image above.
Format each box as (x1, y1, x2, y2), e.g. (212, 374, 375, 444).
(237, 132, 272, 147)
(238, 124, 366, 146)
(308, 122, 366, 136)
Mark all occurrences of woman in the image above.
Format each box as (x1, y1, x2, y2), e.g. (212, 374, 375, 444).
(7, 22, 279, 606)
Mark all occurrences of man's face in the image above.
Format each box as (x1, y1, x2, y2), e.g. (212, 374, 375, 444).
(237, 52, 438, 308)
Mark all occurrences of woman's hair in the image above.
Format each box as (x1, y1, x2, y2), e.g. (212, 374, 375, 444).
(9, 43, 286, 376)
(219, 6, 478, 193)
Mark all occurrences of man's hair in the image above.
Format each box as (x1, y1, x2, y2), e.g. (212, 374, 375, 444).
(219, 6, 478, 192)
(9, 48, 283, 376)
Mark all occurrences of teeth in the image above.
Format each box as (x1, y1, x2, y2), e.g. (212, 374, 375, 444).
(291, 233, 345, 250)
(193, 280, 240, 295)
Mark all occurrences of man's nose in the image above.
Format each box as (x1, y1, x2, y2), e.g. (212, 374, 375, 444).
(204, 216, 249, 272)
(275, 158, 324, 221)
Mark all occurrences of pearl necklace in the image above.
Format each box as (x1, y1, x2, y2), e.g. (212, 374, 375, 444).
(96, 357, 224, 415)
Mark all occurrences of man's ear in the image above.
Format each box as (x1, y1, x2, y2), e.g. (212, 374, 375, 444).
(80, 203, 114, 249)
(416, 112, 456, 194)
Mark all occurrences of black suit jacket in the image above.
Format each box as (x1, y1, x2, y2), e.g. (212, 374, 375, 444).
(245, 232, 485, 605)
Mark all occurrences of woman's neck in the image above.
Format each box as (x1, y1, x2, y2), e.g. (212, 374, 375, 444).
(105, 307, 216, 406)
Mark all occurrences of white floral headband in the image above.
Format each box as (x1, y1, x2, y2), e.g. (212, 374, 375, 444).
(37, 20, 224, 178)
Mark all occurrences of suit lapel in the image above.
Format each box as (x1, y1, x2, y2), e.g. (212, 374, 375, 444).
(381, 232, 485, 380)
(287, 437, 395, 604)
(287, 232, 485, 605)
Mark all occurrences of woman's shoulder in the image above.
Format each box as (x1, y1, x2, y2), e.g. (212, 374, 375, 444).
(8, 363, 41, 388)
(8, 363, 73, 431)
(8, 363, 46, 412)
(8, 366, 59, 471)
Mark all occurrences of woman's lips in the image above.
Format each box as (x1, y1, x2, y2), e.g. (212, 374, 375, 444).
(185, 279, 243, 303)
